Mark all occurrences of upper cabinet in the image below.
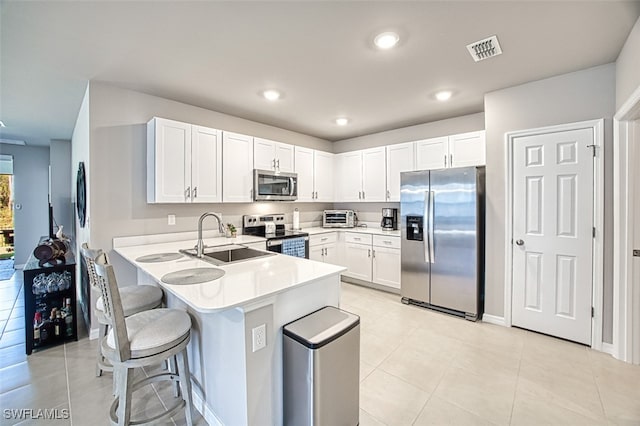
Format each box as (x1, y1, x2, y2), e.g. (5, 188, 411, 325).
(294, 147, 334, 202)
(147, 117, 222, 203)
(386, 142, 415, 202)
(416, 131, 485, 170)
(335, 147, 386, 202)
(222, 131, 254, 202)
(254, 138, 294, 173)
(447, 131, 486, 168)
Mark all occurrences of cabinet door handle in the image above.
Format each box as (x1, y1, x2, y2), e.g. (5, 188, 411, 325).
(384, 240, 392, 244)
(368, 249, 371, 257)
(193, 187, 197, 199)
(185, 186, 191, 199)
(272, 159, 276, 170)
(321, 237, 328, 241)
(387, 190, 390, 200)
(444, 155, 447, 167)
(362, 191, 365, 199)
(277, 159, 280, 171)
(372, 249, 376, 258)
(358, 191, 361, 200)
(450, 154, 453, 167)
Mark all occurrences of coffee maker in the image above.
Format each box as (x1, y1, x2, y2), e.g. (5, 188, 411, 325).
(381, 208, 398, 230)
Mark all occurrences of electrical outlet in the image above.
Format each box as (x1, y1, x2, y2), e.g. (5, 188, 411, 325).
(168, 214, 176, 225)
(252, 324, 266, 352)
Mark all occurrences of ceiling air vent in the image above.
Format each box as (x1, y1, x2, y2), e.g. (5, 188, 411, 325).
(466, 35, 502, 62)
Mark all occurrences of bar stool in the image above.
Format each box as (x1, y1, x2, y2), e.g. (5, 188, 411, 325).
(81, 243, 164, 377)
(93, 252, 194, 426)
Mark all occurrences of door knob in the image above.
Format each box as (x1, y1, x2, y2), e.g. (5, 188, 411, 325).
(515, 239, 524, 246)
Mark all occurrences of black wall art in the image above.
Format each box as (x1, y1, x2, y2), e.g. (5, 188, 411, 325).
(76, 162, 86, 228)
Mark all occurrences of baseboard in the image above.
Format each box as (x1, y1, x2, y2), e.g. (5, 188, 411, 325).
(482, 314, 506, 327)
(192, 388, 223, 426)
(601, 342, 616, 357)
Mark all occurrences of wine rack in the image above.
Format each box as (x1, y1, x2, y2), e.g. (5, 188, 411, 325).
(23, 249, 77, 355)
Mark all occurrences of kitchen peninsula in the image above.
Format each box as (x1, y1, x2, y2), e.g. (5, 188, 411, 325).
(112, 232, 345, 426)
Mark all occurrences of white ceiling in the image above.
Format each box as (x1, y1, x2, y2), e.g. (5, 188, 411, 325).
(1, 1, 639, 147)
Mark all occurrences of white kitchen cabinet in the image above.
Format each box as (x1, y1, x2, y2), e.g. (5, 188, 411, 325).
(335, 147, 386, 202)
(295, 147, 334, 202)
(448, 131, 486, 168)
(415, 131, 485, 170)
(309, 233, 338, 264)
(147, 117, 222, 203)
(254, 137, 294, 173)
(222, 131, 254, 202)
(386, 142, 415, 201)
(372, 235, 401, 289)
(416, 136, 449, 170)
(342, 232, 400, 290)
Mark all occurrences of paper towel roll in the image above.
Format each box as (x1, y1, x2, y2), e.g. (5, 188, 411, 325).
(293, 209, 300, 230)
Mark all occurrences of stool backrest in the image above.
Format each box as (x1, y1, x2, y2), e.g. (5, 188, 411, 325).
(93, 255, 131, 362)
(80, 243, 103, 293)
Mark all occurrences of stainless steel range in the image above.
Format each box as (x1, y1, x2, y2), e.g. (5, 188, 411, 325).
(243, 214, 309, 259)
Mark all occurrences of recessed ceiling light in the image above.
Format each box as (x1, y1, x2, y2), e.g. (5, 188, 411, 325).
(374, 32, 400, 49)
(435, 91, 453, 101)
(262, 90, 281, 101)
(335, 117, 349, 126)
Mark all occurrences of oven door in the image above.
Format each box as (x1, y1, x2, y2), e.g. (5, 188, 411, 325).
(254, 169, 298, 201)
(266, 237, 309, 259)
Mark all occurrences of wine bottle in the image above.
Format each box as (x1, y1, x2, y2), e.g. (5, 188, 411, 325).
(33, 312, 42, 344)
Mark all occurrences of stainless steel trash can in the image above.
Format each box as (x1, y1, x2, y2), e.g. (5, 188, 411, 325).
(283, 306, 360, 426)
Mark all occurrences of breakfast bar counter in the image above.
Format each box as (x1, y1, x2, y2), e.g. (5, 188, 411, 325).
(112, 233, 345, 426)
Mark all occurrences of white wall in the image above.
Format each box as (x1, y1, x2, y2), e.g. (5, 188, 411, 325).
(484, 63, 616, 342)
(616, 16, 640, 110)
(0, 144, 50, 266)
(332, 112, 484, 154)
(50, 139, 72, 238)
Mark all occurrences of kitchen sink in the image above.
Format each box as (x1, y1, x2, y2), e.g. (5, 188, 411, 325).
(180, 244, 274, 266)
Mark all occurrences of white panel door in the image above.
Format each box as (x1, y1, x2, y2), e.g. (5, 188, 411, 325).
(344, 242, 372, 281)
(372, 246, 401, 289)
(191, 125, 222, 203)
(323, 242, 338, 265)
(416, 137, 448, 170)
(512, 128, 594, 345)
(154, 118, 190, 203)
(361, 147, 386, 201)
(275, 142, 295, 173)
(294, 146, 314, 202)
(314, 150, 334, 202)
(386, 142, 415, 201)
(335, 152, 362, 202)
(254, 137, 276, 171)
(449, 131, 486, 168)
(222, 132, 254, 202)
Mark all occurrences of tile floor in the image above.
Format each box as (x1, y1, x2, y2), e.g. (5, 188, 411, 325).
(1, 270, 639, 425)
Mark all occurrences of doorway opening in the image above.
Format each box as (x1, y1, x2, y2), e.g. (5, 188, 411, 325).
(0, 154, 14, 280)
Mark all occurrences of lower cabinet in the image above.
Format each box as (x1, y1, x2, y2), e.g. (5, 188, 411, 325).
(309, 233, 338, 264)
(343, 233, 400, 290)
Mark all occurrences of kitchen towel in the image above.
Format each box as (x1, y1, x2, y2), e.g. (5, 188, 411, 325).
(293, 209, 300, 230)
(282, 237, 306, 258)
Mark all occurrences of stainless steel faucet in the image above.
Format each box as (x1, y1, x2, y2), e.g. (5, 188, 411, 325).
(196, 212, 226, 258)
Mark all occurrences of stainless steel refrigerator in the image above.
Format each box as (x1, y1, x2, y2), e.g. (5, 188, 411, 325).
(400, 166, 485, 320)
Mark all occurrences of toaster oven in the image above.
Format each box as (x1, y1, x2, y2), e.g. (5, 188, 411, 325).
(322, 210, 355, 228)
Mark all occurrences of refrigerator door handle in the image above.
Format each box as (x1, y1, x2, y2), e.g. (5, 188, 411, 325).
(424, 191, 431, 263)
(429, 190, 435, 263)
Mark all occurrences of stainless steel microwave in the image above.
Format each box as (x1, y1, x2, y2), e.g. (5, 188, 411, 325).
(323, 210, 355, 228)
(253, 169, 298, 201)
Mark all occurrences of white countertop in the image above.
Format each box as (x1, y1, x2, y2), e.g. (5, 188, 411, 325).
(113, 235, 346, 314)
(302, 226, 401, 237)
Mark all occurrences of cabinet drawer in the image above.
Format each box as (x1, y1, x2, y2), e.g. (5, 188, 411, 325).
(373, 235, 400, 249)
(345, 232, 372, 245)
(310, 232, 337, 246)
